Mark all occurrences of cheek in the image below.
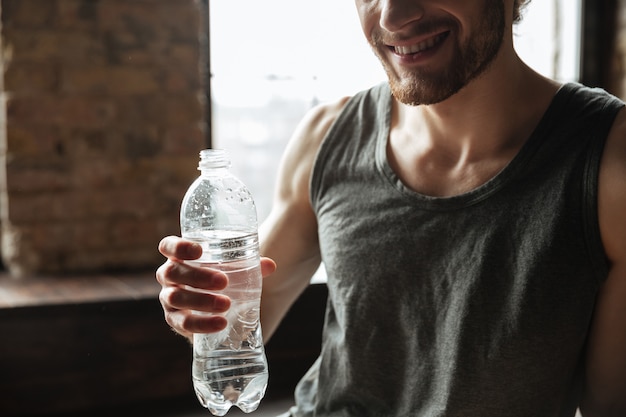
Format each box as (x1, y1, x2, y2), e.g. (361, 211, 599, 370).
(354, 1, 378, 38)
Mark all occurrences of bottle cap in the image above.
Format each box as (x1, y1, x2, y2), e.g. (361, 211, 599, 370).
(198, 148, 231, 170)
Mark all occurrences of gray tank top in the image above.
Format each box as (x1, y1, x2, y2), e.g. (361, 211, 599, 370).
(294, 83, 624, 417)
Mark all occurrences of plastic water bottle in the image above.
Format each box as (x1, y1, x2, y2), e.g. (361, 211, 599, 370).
(180, 149, 268, 416)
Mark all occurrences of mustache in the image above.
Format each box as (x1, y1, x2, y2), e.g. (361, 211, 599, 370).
(370, 18, 457, 46)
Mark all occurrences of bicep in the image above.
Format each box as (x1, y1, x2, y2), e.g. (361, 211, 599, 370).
(581, 109, 626, 416)
(582, 265, 626, 416)
(257, 98, 349, 339)
(258, 199, 322, 340)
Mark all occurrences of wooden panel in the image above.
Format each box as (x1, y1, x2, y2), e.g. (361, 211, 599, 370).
(0, 282, 327, 416)
(265, 283, 328, 396)
(0, 299, 193, 416)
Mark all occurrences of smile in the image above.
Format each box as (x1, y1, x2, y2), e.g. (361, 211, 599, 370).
(392, 32, 450, 55)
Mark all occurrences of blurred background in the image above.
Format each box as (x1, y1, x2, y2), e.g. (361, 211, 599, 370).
(0, 0, 624, 416)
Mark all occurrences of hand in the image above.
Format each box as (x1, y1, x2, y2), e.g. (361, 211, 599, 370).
(156, 235, 276, 340)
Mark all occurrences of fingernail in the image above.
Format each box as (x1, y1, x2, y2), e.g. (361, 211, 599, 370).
(185, 242, 203, 258)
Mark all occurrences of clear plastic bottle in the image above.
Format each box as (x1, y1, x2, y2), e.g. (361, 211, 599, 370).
(180, 149, 268, 416)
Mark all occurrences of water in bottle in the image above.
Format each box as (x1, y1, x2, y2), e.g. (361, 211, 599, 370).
(180, 149, 268, 416)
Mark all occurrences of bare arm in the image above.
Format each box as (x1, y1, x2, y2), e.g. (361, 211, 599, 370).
(580, 108, 626, 417)
(259, 97, 350, 340)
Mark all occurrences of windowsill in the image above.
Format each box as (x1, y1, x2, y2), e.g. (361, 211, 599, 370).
(0, 267, 328, 310)
(0, 271, 160, 309)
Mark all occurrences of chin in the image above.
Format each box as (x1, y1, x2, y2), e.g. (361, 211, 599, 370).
(388, 76, 465, 106)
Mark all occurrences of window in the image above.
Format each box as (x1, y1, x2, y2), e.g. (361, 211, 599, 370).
(514, 0, 582, 82)
(210, 1, 583, 224)
(210, 1, 385, 221)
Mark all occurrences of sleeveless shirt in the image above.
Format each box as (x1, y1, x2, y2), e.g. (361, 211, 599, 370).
(292, 83, 625, 417)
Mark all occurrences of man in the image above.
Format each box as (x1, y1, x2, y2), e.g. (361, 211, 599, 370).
(157, 0, 626, 415)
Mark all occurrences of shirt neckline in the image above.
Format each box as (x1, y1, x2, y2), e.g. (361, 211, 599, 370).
(376, 82, 578, 211)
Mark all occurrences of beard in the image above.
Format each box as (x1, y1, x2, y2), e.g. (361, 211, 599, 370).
(370, 0, 506, 106)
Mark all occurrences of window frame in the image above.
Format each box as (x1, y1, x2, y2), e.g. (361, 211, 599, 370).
(204, 0, 617, 147)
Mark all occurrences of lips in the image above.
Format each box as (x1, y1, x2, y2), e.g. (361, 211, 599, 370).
(392, 32, 449, 55)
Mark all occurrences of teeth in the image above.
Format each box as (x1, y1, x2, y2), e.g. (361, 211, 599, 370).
(394, 34, 444, 55)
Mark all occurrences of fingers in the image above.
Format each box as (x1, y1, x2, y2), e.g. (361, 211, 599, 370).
(156, 259, 228, 291)
(156, 238, 277, 337)
(163, 308, 228, 339)
(260, 257, 277, 278)
(156, 239, 232, 336)
(158, 280, 231, 337)
(158, 235, 202, 261)
(159, 285, 231, 313)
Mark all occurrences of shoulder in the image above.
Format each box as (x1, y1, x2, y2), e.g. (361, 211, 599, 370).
(279, 96, 352, 176)
(285, 83, 390, 166)
(598, 106, 626, 263)
(272, 96, 352, 203)
(292, 96, 352, 152)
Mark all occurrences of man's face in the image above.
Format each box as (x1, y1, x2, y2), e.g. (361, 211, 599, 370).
(356, 0, 507, 105)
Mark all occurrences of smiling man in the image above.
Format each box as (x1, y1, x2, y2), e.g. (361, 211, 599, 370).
(157, 1, 626, 416)
(367, 0, 507, 105)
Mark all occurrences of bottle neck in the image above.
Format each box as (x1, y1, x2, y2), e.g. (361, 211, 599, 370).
(198, 149, 231, 172)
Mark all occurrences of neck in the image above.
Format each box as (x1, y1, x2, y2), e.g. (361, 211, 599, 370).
(392, 51, 559, 162)
(387, 50, 560, 197)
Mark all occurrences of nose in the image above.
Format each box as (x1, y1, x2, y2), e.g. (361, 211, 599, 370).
(379, 0, 425, 32)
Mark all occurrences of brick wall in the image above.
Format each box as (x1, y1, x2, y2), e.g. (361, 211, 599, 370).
(0, 0, 207, 277)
